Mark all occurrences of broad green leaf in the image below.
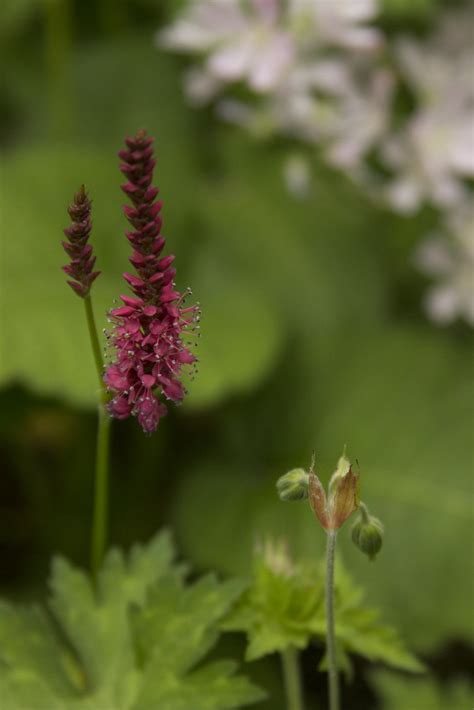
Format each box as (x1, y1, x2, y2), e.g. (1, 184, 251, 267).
(371, 670, 474, 710)
(0, 531, 264, 710)
(222, 542, 422, 673)
(185, 256, 283, 407)
(0, 0, 39, 43)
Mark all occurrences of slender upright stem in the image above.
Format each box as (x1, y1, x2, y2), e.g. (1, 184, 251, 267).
(326, 531, 340, 710)
(280, 647, 305, 710)
(90, 404, 111, 579)
(83, 295, 111, 580)
(84, 295, 105, 395)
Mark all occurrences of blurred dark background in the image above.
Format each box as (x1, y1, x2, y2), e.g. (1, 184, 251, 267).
(0, 0, 473, 707)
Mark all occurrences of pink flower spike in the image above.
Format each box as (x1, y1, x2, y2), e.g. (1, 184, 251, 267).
(104, 130, 200, 433)
(61, 185, 100, 298)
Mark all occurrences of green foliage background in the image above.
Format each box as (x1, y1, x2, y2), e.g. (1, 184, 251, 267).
(0, 0, 472, 707)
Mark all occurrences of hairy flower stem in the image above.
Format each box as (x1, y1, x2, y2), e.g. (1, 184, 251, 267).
(83, 295, 111, 580)
(281, 647, 305, 710)
(326, 531, 340, 710)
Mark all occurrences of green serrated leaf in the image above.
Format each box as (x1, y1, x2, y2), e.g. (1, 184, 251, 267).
(0, 531, 264, 710)
(222, 542, 422, 674)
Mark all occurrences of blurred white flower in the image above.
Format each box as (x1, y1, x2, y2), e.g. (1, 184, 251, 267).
(160, 0, 295, 95)
(161, 0, 388, 176)
(160, 0, 474, 328)
(415, 202, 474, 326)
(288, 0, 382, 51)
(161, 1, 473, 218)
(324, 67, 393, 173)
(382, 10, 474, 214)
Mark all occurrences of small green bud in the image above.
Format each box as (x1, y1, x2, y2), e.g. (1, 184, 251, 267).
(351, 503, 384, 560)
(276, 468, 309, 501)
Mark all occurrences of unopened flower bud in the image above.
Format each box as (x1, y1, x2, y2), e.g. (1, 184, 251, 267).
(351, 503, 384, 560)
(308, 449, 359, 531)
(276, 468, 309, 501)
(62, 185, 100, 297)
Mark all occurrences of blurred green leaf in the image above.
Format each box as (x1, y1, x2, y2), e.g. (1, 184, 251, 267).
(0, 0, 39, 43)
(1, 143, 126, 405)
(185, 255, 283, 407)
(0, 531, 264, 709)
(222, 542, 422, 674)
(371, 669, 474, 710)
(380, 0, 437, 19)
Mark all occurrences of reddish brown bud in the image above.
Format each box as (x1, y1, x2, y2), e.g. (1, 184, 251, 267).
(329, 465, 359, 529)
(308, 473, 330, 529)
(308, 454, 359, 531)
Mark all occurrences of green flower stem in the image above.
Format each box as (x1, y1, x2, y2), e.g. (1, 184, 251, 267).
(358, 501, 370, 523)
(83, 295, 111, 580)
(281, 646, 305, 710)
(326, 530, 340, 710)
(84, 295, 106, 395)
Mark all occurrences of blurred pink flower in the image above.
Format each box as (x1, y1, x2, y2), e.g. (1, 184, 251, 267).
(104, 131, 199, 433)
